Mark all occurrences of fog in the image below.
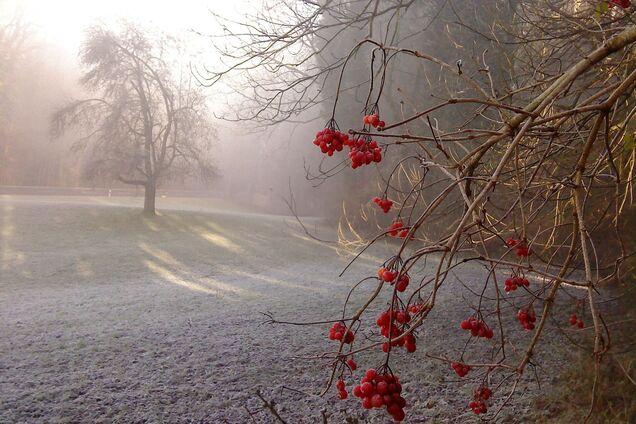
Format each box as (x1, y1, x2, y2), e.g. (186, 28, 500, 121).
(0, 0, 342, 217)
(2, 1, 633, 423)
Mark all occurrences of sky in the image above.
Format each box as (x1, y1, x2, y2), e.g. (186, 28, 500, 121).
(2, 0, 251, 54)
(0, 0, 261, 132)
(0, 0, 322, 205)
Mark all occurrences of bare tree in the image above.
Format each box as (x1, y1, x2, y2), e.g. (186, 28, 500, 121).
(53, 23, 216, 215)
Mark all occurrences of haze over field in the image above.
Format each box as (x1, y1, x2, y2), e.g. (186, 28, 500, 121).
(0, 0, 330, 216)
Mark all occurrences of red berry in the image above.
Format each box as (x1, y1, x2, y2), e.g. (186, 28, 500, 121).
(396, 275, 409, 292)
(569, 314, 578, 326)
(361, 382, 374, 397)
(516, 244, 530, 257)
(377, 381, 388, 395)
(387, 404, 402, 415)
(451, 362, 471, 377)
(391, 408, 405, 421)
(475, 386, 492, 400)
(388, 220, 403, 237)
(362, 396, 373, 409)
(371, 394, 384, 408)
(408, 303, 423, 313)
(377, 311, 390, 326)
(381, 270, 397, 282)
(382, 394, 392, 406)
(377, 267, 386, 278)
(352, 385, 363, 398)
(347, 358, 357, 371)
(394, 383, 402, 394)
(396, 311, 409, 324)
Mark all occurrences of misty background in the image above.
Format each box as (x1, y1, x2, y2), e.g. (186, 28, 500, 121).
(0, 0, 343, 216)
(2, 1, 635, 423)
(0, 0, 498, 219)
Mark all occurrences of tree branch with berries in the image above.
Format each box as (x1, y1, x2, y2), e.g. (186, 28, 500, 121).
(293, 21, 636, 424)
(203, 1, 636, 422)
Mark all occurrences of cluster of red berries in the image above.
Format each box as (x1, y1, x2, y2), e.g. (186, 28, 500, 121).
(336, 379, 348, 400)
(460, 316, 494, 339)
(504, 275, 529, 292)
(517, 308, 536, 330)
(376, 310, 417, 353)
(609, 0, 631, 8)
(387, 220, 413, 239)
(348, 138, 383, 168)
(377, 268, 410, 292)
(363, 114, 386, 129)
(569, 313, 584, 328)
(506, 238, 530, 257)
(382, 333, 417, 353)
(372, 196, 393, 213)
(351, 369, 407, 422)
(328, 322, 355, 344)
(311, 124, 383, 169)
(469, 386, 492, 415)
(451, 362, 471, 377)
(313, 128, 349, 156)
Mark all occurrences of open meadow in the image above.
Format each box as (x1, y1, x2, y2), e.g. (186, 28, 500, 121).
(0, 195, 577, 423)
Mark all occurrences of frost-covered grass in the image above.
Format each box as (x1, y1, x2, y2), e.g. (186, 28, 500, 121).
(0, 195, 569, 423)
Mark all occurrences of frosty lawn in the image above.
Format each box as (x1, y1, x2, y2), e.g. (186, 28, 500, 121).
(0, 195, 565, 423)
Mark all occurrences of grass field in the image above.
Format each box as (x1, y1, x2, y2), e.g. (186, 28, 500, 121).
(0, 195, 574, 423)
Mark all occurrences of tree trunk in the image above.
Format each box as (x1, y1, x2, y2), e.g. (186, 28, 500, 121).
(143, 180, 156, 216)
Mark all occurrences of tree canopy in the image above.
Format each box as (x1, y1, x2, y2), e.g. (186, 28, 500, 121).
(53, 23, 216, 214)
